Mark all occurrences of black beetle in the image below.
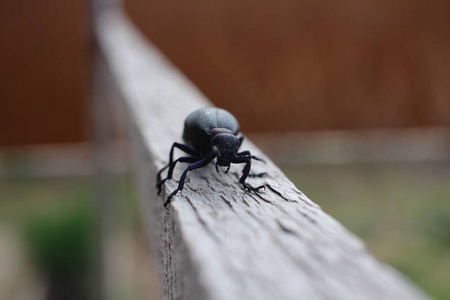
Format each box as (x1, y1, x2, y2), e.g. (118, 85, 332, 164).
(157, 107, 266, 207)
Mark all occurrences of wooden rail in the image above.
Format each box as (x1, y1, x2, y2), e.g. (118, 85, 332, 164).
(93, 8, 430, 300)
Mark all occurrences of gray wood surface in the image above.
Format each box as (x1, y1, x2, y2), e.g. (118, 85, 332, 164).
(95, 9, 430, 300)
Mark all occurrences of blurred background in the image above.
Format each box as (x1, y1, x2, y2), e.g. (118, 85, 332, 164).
(1, 0, 449, 299)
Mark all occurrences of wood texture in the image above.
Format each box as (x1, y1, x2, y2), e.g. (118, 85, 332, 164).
(95, 9, 430, 300)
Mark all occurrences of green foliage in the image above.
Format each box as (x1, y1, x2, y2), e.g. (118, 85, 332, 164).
(284, 162, 450, 300)
(423, 210, 450, 249)
(1, 175, 141, 299)
(23, 195, 94, 277)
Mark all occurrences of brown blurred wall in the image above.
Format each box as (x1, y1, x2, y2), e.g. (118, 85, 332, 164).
(1, 0, 449, 146)
(125, 0, 450, 132)
(0, 1, 88, 146)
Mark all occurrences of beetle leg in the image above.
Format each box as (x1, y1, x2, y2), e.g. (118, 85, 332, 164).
(164, 158, 212, 207)
(157, 142, 199, 189)
(236, 151, 266, 163)
(169, 142, 199, 160)
(157, 156, 202, 194)
(165, 143, 199, 171)
(236, 150, 250, 156)
(232, 157, 265, 193)
(160, 143, 199, 176)
(236, 151, 266, 177)
(249, 172, 267, 178)
(215, 163, 231, 174)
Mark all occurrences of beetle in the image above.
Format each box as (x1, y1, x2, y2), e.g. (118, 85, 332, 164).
(157, 107, 266, 207)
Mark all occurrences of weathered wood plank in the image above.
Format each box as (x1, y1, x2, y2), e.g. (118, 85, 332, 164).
(95, 8, 430, 300)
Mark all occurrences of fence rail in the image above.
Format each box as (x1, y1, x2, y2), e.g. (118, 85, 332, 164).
(93, 7, 430, 300)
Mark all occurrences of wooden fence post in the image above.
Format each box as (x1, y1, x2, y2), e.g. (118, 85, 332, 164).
(93, 8, 430, 300)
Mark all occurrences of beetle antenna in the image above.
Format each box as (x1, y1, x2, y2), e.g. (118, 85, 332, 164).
(225, 165, 230, 173)
(215, 162, 220, 173)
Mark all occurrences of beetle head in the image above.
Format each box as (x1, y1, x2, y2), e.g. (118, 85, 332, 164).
(211, 132, 239, 172)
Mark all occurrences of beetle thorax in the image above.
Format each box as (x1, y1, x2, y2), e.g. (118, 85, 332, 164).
(211, 129, 239, 166)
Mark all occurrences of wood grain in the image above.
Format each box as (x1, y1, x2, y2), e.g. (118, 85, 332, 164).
(95, 9, 430, 300)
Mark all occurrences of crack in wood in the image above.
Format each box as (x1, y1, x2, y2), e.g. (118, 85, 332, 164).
(266, 183, 296, 203)
(246, 193, 261, 205)
(185, 197, 221, 244)
(276, 219, 301, 236)
(220, 195, 235, 211)
(250, 192, 275, 205)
